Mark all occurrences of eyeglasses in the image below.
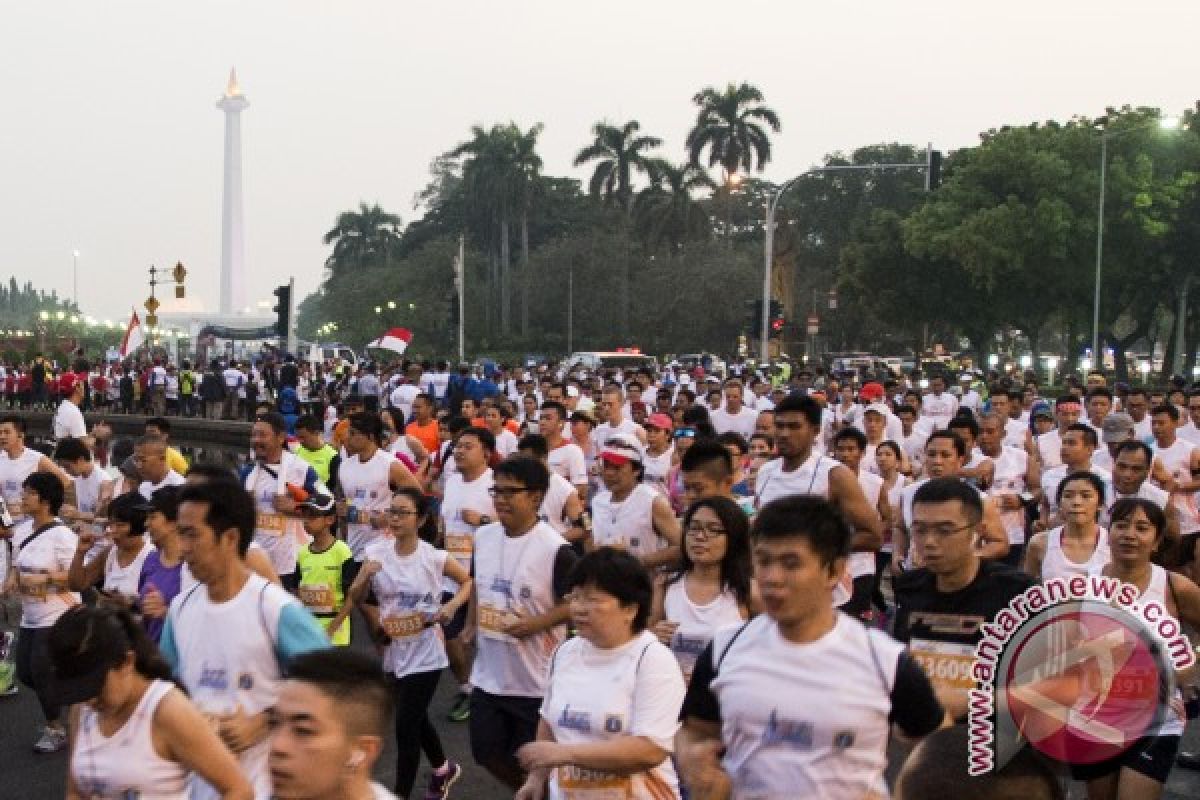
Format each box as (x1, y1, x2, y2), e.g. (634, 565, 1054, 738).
(565, 590, 614, 607)
(385, 508, 419, 517)
(488, 487, 532, 498)
(686, 523, 727, 538)
(674, 428, 696, 439)
(909, 523, 974, 539)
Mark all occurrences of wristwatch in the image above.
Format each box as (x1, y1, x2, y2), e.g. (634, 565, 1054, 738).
(479, 514, 493, 526)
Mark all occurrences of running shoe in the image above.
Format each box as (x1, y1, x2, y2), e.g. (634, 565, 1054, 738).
(446, 692, 470, 722)
(33, 726, 67, 754)
(424, 760, 462, 800)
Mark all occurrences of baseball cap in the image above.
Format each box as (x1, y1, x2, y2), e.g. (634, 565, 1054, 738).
(1101, 412, 1136, 443)
(645, 413, 674, 432)
(570, 409, 597, 427)
(47, 608, 131, 706)
(566, 385, 580, 398)
(297, 493, 336, 516)
(1031, 400, 1054, 420)
(59, 373, 80, 395)
(860, 382, 885, 401)
(863, 402, 890, 418)
(600, 433, 643, 466)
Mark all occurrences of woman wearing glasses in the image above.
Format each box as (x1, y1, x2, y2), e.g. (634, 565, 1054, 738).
(332, 486, 471, 799)
(650, 497, 757, 683)
(65, 491, 155, 609)
(516, 548, 686, 800)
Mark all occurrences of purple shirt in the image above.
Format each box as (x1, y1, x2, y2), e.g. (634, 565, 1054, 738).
(137, 551, 185, 642)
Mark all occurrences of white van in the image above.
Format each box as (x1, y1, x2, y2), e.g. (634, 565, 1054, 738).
(567, 351, 658, 372)
(298, 342, 360, 369)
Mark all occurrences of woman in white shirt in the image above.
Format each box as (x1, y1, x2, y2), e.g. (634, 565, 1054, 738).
(333, 487, 472, 800)
(650, 497, 756, 683)
(516, 548, 686, 800)
(1025, 471, 1110, 582)
(66, 491, 155, 607)
(48, 606, 251, 800)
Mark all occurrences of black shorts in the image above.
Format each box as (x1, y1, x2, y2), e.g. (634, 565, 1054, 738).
(440, 590, 469, 639)
(838, 574, 875, 616)
(1070, 734, 1181, 785)
(468, 689, 540, 767)
(280, 571, 300, 592)
(1178, 532, 1199, 565)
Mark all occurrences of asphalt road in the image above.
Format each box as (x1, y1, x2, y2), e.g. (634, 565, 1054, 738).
(3, 602, 1200, 800)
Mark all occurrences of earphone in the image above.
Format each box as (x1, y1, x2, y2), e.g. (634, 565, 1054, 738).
(346, 750, 365, 769)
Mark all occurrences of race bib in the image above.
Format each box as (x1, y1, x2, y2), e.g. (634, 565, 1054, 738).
(444, 532, 473, 561)
(298, 583, 335, 614)
(910, 638, 976, 692)
(557, 765, 633, 800)
(380, 612, 424, 641)
(256, 512, 286, 535)
(477, 603, 518, 641)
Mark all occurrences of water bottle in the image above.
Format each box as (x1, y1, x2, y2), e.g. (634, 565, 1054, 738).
(0, 497, 13, 529)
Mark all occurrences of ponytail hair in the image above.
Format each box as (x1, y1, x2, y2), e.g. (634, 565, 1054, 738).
(393, 486, 439, 544)
(48, 606, 179, 699)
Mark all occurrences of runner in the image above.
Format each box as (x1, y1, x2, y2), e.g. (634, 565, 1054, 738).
(1025, 471, 1110, 580)
(1089, 498, 1200, 798)
(440, 425, 496, 723)
(134, 435, 186, 500)
(642, 412, 675, 499)
(892, 478, 1035, 720)
(1094, 411, 1136, 471)
(677, 495, 945, 798)
(52, 372, 88, 442)
(593, 384, 647, 448)
(469, 455, 577, 790)
(144, 417, 190, 476)
(268, 648, 405, 800)
(7, 472, 80, 752)
(978, 411, 1039, 567)
(538, 401, 589, 504)
(589, 433, 682, 569)
(54, 436, 114, 523)
(517, 434, 587, 543)
(1149, 403, 1200, 578)
(650, 496, 755, 683)
(1038, 423, 1112, 529)
(515, 548, 686, 800)
(294, 494, 354, 646)
(332, 487, 469, 800)
(137, 486, 192, 643)
(831, 427, 890, 618)
(160, 480, 330, 800)
(66, 490, 154, 608)
(920, 374, 959, 430)
(47, 605, 253, 800)
(1102, 440, 1179, 542)
(710, 378, 758, 438)
(294, 414, 340, 487)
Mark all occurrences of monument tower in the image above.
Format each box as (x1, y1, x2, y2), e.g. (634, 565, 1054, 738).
(216, 68, 248, 315)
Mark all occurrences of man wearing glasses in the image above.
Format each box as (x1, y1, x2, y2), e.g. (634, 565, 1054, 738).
(469, 455, 577, 790)
(892, 478, 1034, 721)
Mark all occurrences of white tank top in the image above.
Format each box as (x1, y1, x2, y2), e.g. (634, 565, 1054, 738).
(1041, 526, 1111, 581)
(72, 679, 190, 799)
(73, 466, 109, 515)
(0, 446, 44, 520)
(663, 576, 745, 682)
(847, 471, 884, 579)
(591, 483, 661, 560)
(387, 434, 415, 462)
(371, 540, 450, 677)
(755, 452, 837, 509)
(642, 447, 674, 498)
(1154, 438, 1200, 534)
(339, 449, 395, 560)
(1126, 565, 1186, 736)
(104, 539, 155, 598)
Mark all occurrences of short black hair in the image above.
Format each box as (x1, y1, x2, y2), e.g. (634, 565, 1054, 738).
(773, 393, 823, 427)
(23, 471, 65, 514)
(926, 429, 966, 458)
(53, 437, 91, 463)
(348, 411, 383, 443)
(150, 485, 183, 522)
(517, 433, 548, 458)
(1109, 497, 1168, 541)
(715, 432, 749, 455)
(832, 427, 868, 450)
(0, 414, 28, 434)
(179, 481, 256, 556)
(540, 400, 568, 421)
(295, 414, 322, 433)
(145, 417, 171, 435)
(1114, 440, 1153, 464)
(1086, 387, 1114, 402)
(680, 439, 733, 479)
(912, 477, 982, 525)
(493, 454, 549, 494)
(752, 495, 851, 569)
(566, 547, 653, 632)
(1064, 422, 1098, 449)
(256, 411, 289, 436)
(1056, 470, 1107, 505)
(1151, 403, 1180, 422)
(185, 462, 240, 485)
(897, 726, 1063, 800)
(458, 426, 496, 453)
(286, 648, 393, 740)
(947, 413, 980, 438)
(108, 491, 149, 536)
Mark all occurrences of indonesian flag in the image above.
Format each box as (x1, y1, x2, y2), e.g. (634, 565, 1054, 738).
(366, 327, 412, 354)
(119, 309, 145, 357)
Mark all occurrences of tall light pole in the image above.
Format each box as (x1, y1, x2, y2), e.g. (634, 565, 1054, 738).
(1091, 114, 1180, 367)
(761, 158, 934, 362)
(72, 249, 80, 306)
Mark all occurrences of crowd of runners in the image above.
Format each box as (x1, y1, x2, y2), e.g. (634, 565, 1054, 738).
(2, 353, 1200, 799)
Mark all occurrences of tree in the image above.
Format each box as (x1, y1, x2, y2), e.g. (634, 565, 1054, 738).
(321, 202, 402, 281)
(513, 124, 544, 337)
(633, 160, 714, 252)
(686, 82, 782, 176)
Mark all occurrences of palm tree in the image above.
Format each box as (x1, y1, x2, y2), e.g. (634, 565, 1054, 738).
(574, 121, 662, 336)
(513, 124, 544, 338)
(633, 160, 715, 253)
(321, 202, 403, 280)
(574, 121, 663, 211)
(686, 83, 781, 241)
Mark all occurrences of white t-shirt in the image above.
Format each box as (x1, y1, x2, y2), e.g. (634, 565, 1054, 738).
(542, 631, 684, 800)
(1041, 464, 1112, 516)
(14, 521, 80, 628)
(710, 405, 758, 439)
(440, 468, 495, 589)
(547, 442, 588, 487)
(367, 539, 450, 677)
(493, 428, 520, 458)
(920, 392, 959, 430)
(72, 466, 111, 515)
(389, 384, 420, 423)
(53, 399, 87, 440)
(339, 449, 394, 561)
(138, 470, 185, 500)
(539, 473, 576, 535)
(593, 418, 645, 451)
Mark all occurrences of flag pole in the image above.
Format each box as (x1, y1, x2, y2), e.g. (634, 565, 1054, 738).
(457, 234, 465, 363)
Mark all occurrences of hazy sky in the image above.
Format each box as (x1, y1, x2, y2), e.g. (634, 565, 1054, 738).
(2, 1, 1196, 321)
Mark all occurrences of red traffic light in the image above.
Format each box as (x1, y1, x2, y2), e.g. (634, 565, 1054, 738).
(771, 318, 784, 332)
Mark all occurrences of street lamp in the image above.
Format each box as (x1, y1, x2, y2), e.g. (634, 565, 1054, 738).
(1091, 113, 1180, 364)
(387, 300, 397, 310)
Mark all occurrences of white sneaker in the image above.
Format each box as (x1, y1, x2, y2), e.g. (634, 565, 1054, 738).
(33, 726, 67, 754)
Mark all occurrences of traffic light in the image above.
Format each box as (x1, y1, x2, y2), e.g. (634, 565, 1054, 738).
(745, 299, 763, 333)
(925, 148, 943, 191)
(769, 299, 785, 336)
(272, 284, 291, 338)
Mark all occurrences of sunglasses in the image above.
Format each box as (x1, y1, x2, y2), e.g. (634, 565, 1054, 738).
(674, 427, 697, 439)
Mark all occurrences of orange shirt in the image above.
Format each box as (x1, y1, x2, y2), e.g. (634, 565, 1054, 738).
(406, 419, 440, 455)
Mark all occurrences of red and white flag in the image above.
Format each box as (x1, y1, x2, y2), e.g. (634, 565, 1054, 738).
(119, 309, 145, 357)
(366, 327, 412, 354)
